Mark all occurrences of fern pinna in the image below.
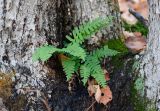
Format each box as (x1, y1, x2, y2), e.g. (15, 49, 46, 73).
(32, 17, 119, 87)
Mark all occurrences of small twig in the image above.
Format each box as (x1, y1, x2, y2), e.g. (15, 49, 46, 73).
(129, 8, 148, 27)
(40, 92, 52, 111)
(40, 98, 52, 111)
(85, 101, 96, 111)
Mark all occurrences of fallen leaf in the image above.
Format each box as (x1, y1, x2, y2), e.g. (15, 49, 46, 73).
(95, 85, 101, 102)
(123, 31, 146, 53)
(95, 86, 112, 105)
(99, 86, 112, 105)
(58, 54, 69, 61)
(87, 79, 99, 96)
(124, 32, 146, 53)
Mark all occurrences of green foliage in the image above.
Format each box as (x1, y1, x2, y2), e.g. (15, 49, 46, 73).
(80, 46, 119, 87)
(32, 17, 119, 87)
(62, 43, 86, 61)
(134, 78, 144, 96)
(90, 45, 119, 60)
(106, 38, 128, 54)
(105, 38, 129, 69)
(66, 17, 113, 44)
(32, 43, 86, 61)
(80, 64, 91, 85)
(32, 45, 57, 61)
(123, 21, 148, 36)
(61, 59, 76, 81)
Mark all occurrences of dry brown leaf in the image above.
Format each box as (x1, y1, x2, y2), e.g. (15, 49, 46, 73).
(124, 32, 146, 53)
(123, 31, 146, 53)
(95, 86, 112, 105)
(99, 86, 112, 105)
(87, 79, 99, 96)
(95, 85, 101, 102)
(58, 54, 69, 62)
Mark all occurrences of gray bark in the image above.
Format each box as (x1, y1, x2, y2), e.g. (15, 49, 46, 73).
(75, 0, 122, 39)
(0, 0, 57, 87)
(0, 0, 57, 110)
(139, 0, 160, 110)
(0, 0, 123, 110)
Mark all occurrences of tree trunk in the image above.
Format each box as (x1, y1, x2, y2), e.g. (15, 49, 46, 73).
(138, 0, 160, 110)
(0, 0, 57, 110)
(0, 0, 131, 111)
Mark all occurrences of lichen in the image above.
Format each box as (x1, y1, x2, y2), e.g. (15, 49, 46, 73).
(131, 82, 146, 111)
(131, 60, 157, 111)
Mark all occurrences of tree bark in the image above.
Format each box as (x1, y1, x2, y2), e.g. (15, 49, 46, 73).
(139, 0, 160, 110)
(0, 0, 129, 111)
(0, 0, 57, 110)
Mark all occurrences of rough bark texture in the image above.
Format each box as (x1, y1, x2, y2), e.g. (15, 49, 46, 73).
(0, 0, 57, 86)
(0, 0, 57, 110)
(75, 0, 122, 39)
(0, 0, 132, 111)
(139, 0, 160, 110)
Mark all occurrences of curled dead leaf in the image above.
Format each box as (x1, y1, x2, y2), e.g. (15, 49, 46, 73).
(123, 31, 146, 53)
(87, 79, 98, 96)
(95, 85, 112, 105)
(58, 54, 69, 61)
(99, 86, 112, 105)
(125, 37, 146, 53)
(95, 85, 101, 102)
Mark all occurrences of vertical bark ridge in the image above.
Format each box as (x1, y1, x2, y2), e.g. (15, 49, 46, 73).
(139, 0, 160, 110)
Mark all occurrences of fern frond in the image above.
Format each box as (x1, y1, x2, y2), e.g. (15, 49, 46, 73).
(91, 64, 106, 87)
(61, 59, 76, 81)
(90, 45, 119, 60)
(84, 57, 106, 87)
(66, 17, 113, 44)
(80, 64, 91, 85)
(83, 46, 118, 87)
(62, 43, 86, 61)
(32, 43, 86, 61)
(32, 45, 58, 61)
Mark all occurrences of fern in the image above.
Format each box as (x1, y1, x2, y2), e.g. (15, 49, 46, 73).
(61, 59, 76, 81)
(32, 45, 58, 61)
(91, 64, 106, 87)
(80, 64, 90, 85)
(33, 43, 86, 61)
(90, 45, 119, 60)
(32, 17, 120, 87)
(82, 46, 119, 87)
(62, 43, 86, 61)
(66, 17, 113, 44)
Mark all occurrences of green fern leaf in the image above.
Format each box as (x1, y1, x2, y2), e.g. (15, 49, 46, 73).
(62, 43, 86, 60)
(66, 17, 113, 44)
(32, 45, 58, 61)
(91, 45, 119, 60)
(61, 59, 76, 81)
(80, 65, 90, 85)
(91, 65, 106, 87)
(84, 57, 106, 87)
(83, 45, 119, 87)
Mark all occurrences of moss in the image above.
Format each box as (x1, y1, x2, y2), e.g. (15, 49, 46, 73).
(131, 82, 146, 111)
(104, 38, 130, 69)
(123, 21, 148, 36)
(106, 38, 128, 53)
(131, 77, 157, 111)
